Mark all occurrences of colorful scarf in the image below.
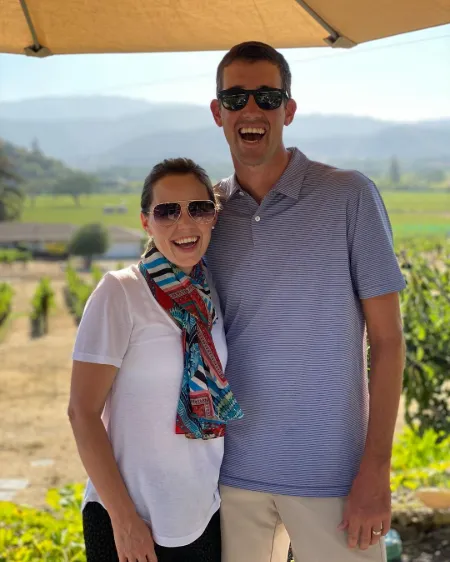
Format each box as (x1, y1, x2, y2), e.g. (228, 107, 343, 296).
(139, 246, 243, 440)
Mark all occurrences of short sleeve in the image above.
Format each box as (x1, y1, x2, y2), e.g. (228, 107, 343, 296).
(347, 181, 406, 300)
(72, 272, 133, 368)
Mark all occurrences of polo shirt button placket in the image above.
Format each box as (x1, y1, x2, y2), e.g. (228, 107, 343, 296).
(251, 213, 262, 247)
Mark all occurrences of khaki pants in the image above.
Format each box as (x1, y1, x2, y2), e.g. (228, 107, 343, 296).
(220, 485, 387, 562)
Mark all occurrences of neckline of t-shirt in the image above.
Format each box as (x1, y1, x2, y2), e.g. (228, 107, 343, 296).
(132, 264, 182, 335)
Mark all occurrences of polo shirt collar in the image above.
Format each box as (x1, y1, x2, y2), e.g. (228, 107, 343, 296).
(227, 147, 309, 201)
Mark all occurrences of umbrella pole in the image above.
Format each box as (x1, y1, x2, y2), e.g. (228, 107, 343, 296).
(19, 0, 52, 57)
(293, 0, 356, 48)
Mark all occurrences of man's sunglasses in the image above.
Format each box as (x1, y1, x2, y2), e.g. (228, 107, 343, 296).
(217, 88, 288, 112)
(144, 200, 217, 227)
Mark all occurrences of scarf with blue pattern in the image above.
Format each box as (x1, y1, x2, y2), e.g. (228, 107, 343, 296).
(139, 246, 243, 439)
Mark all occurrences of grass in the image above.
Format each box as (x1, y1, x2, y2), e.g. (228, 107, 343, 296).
(22, 191, 450, 238)
(23, 194, 141, 229)
(382, 191, 450, 214)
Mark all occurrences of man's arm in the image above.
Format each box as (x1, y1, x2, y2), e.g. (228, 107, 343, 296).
(339, 291, 405, 550)
(361, 291, 405, 471)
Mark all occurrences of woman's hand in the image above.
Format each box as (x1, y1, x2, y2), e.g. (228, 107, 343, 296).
(111, 512, 158, 562)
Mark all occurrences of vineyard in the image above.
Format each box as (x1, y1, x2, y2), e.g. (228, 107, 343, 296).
(58, 239, 450, 444)
(0, 239, 449, 561)
(0, 249, 32, 265)
(64, 263, 119, 324)
(30, 278, 55, 338)
(0, 282, 13, 330)
(64, 264, 101, 324)
(58, 240, 450, 438)
(0, 427, 448, 561)
(60, 239, 450, 491)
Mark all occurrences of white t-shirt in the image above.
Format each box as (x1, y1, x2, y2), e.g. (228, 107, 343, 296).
(72, 264, 227, 547)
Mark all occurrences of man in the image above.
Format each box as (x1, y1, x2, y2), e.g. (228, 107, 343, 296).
(206, 41, 406, 562)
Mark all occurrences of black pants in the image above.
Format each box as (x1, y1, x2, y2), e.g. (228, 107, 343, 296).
(82, 502, 221, 562)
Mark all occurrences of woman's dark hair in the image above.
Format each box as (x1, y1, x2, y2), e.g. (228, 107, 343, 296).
(141, 157, 218, 213)
(216, 41, 292, 98)
(141, 158, 219, 254)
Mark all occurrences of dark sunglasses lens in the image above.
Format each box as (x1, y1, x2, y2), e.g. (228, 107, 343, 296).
(153, 203, 181, 224)
(221, 93, 248, 111)
(188, 201, 216, 222)
(255, 91, 284, 110)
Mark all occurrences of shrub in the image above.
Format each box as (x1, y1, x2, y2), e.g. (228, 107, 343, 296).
(0, 282, 13, 326)
(0, 249, 31, 265)
(0, 484, 85, 561)
(398, 241, 450, 438)
(30, 277, 55, 337)
(68, 223, 109, 270)
(391, 426, 450, 492)
(65, 263, 102, 324)
(90, 264, 103, 286)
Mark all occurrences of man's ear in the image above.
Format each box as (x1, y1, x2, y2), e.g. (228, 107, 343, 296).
(284, 98, 297, 127)
(210, 99, 223, 127)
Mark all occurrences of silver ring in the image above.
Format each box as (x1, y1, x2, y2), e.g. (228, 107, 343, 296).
(372, 529, 382, 536)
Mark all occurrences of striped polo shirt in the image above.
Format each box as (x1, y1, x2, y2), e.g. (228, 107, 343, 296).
(206, 147, 406, 497)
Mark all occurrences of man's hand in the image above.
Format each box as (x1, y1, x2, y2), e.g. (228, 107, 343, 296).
(338, 466, 391, 550)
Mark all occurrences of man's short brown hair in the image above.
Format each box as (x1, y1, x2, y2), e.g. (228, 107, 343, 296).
(216, 41, 292, 98)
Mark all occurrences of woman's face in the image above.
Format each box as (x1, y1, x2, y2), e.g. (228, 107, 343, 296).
(140, 173, 217, 275)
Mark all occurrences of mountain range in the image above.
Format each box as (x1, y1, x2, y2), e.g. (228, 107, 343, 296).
(1, 96, 449, 174)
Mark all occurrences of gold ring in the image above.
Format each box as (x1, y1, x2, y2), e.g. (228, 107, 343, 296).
(372, 529, 382, 536)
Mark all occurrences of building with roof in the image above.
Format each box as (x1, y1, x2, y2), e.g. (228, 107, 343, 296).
(0, 222, 144, 259)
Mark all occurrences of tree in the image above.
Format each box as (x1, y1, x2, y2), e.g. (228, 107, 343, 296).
(388, 157, 401, 186)
(24, 178, 57, 207)
(31, 138, 42, 155)
(0, 144, 24, 221)
(4, 139, 73, 184)
(419, 168, 445, 185)
(68, 223, 110, 269)
(54, 171, 97, 206)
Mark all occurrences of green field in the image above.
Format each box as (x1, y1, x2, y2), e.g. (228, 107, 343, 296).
(22, 191, 450, 238)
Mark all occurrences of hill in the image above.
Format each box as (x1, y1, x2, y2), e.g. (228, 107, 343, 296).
(2, 140, 71, 184)
(0, 96, 153, 121)
(1, 96, 449, 172)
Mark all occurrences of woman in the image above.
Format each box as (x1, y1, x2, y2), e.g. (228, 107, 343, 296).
(68, 158, 243, 562)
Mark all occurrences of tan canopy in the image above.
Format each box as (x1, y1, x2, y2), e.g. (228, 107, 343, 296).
(1, 0, 450, 56)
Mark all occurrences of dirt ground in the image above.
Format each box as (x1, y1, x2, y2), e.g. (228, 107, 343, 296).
(0, 261, 86, 507)
(0, 260, 406, 509)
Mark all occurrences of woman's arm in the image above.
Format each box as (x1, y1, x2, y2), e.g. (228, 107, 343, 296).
(68, 360, 157, 562)
(68, 360, 136, 521)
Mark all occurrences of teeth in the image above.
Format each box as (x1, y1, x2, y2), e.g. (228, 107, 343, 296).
(174, 236, 198, 245)
(239, 127, 266, 135)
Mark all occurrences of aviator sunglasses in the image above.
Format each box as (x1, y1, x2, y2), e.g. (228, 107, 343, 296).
(143, 200, 217, 227)
(217, 87, 288, 112)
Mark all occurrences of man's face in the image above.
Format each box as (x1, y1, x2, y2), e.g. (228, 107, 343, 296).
(211, 60, 296, 167)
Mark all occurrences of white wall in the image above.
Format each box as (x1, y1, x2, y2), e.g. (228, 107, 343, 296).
(101, 242, 141, 259)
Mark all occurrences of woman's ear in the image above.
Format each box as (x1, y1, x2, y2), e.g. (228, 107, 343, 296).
(140, 211, 152, 235)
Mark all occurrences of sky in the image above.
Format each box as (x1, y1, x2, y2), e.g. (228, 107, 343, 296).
(0, 24, 449, 122)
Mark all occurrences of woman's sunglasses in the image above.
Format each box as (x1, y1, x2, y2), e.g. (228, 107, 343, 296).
(144, 200, 217, 227)
(217, 87, 288, 112)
